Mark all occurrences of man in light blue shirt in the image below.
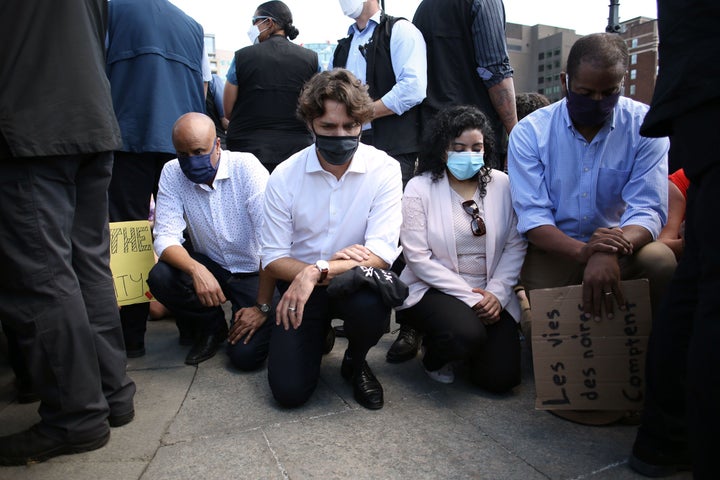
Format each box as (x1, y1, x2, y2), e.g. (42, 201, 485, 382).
(331, 0, 427, 186)
(508, 33, 675, 326)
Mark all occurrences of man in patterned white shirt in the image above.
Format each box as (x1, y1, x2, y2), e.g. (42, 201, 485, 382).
(147, 113, 273, 368)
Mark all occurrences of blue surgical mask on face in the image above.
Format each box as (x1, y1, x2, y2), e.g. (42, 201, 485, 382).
(178, 140, 218, 184)
(446, 151, 485, 180)
(565, 74, 621, 127)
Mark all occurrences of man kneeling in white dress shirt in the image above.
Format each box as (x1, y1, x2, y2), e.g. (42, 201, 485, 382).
(148, 112, 274, 368)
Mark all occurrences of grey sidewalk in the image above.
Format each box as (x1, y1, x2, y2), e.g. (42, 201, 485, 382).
(0, 318, 690, 480)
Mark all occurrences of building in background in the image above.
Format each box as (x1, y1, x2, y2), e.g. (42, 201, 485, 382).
(506, 23, 581, 103)
(506, 17, 658, 105)
(618, 16, 658, 105)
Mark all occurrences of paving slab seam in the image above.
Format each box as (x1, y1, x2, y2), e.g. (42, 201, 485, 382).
(260, 427, 290, 480)
(565, 459, 628, 480)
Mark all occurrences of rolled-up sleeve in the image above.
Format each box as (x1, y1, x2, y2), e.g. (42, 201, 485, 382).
(471, 0, 513, 89)
(380, 20, 427, 115)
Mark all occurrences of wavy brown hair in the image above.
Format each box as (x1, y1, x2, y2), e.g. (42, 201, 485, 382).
(297, 68, 374, 125)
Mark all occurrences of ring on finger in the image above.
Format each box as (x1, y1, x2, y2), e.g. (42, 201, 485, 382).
(287, 306, 297, 312)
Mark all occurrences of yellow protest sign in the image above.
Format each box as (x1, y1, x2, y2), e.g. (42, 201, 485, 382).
(109, 220, 155, 306)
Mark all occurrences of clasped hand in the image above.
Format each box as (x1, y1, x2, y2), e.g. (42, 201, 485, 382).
(472, 288, 501, 325)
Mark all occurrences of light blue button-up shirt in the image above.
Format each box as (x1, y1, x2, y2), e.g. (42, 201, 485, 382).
(329, 11, 427, 128)
(508, 96, 669, 242)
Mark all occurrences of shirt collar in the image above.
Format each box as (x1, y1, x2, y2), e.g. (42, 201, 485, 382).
(347, 10, 382, 36)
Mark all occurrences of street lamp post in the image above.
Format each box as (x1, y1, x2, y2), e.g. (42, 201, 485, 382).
(606, 0, 624, 34)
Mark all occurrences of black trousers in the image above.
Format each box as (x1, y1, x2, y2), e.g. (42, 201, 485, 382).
(108, 150, 174, 348)
(147, 252, 273, 371)
(0, 152, 136, 442)
(637, 102, 720, 479)
(268, 284, 388, 407)
(396, 288, 521, 393)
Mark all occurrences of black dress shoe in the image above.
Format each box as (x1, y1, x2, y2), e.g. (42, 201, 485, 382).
(109, 409, 135, 428)
(386, 324, 421, 363)
(0, 424, 109, 466)
(185, 330, 227, 365)
(125, 341, 145, 358)
(628, 436, 692, 477)
(352, 362, 384, 410)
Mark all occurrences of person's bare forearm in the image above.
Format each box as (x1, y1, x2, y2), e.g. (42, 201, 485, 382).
(487, 77, 518, 134)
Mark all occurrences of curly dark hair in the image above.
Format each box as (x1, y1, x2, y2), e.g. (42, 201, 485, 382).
(296, 68, 374, 125)
(515, 92, 550, 121)
(256, 1, 299, 40)
(417, 105, 495, 197)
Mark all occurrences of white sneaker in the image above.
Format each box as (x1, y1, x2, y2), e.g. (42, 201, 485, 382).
(424, 362, 455, 384)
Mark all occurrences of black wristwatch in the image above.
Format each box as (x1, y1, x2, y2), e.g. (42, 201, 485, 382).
(255, 303, 272, 315)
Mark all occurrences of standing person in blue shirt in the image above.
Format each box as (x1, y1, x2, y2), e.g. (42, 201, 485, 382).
(508, 32, 677, 422)
(331, 0, 427, 187)
(223, 1, 318, 173)
(106, 0, 211, 358)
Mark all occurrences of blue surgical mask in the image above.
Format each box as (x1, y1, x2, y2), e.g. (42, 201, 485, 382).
(446, 151, 484, 180)
(178, 140, 219, 184)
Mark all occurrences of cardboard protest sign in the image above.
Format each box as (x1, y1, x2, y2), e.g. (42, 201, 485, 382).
(109, 220, 155, 306)
(530, 279, 651, 411)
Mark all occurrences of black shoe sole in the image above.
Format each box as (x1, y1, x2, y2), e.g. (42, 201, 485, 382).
(109, 410, 135, 428)
(126, 347, 146, 358)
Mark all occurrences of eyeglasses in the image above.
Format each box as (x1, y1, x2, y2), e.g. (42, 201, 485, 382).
(251, 16, 272, 25)
(461, 200, 486, 236)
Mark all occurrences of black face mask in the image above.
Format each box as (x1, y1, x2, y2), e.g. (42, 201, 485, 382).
(314, 133, 360, 166)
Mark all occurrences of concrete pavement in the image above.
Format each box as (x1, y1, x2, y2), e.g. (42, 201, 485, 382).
(0, 316, 691, 480)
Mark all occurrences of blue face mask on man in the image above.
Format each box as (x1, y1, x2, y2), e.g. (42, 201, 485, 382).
(178, 139, 219, 185)
(446, 151, 484, 180)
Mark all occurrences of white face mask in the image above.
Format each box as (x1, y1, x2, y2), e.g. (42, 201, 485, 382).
(339, 0, 365, 19)
(247, 19, 270, 45)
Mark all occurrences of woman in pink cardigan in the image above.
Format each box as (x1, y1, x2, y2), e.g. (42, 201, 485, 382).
(396, 106, 527, 392)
